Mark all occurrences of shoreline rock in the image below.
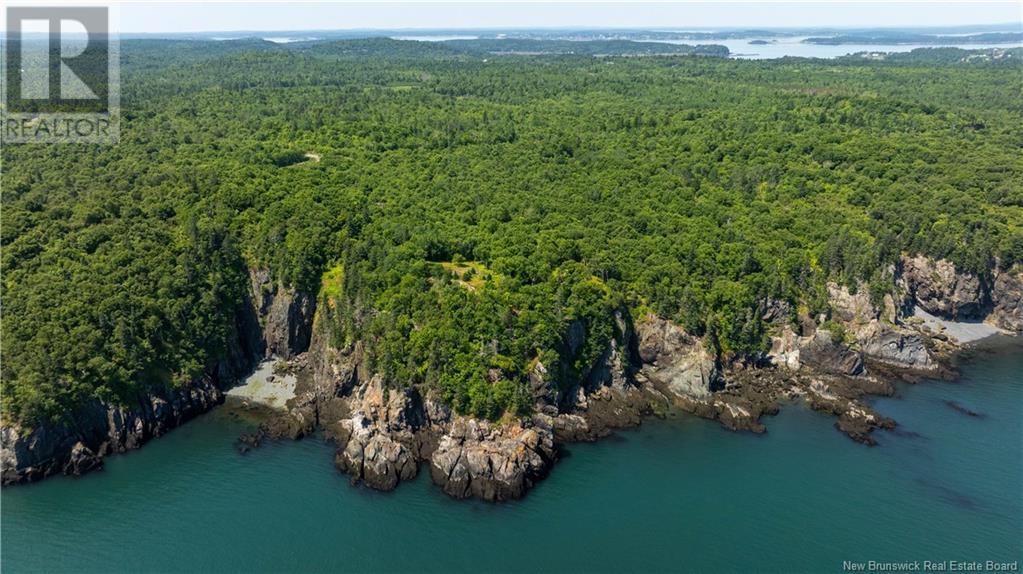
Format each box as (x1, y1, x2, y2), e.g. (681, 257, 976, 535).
(1, 266, 304, 486)
(5, 253, 1020, 496)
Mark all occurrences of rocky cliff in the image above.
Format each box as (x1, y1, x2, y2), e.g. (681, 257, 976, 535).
(1, 303, 263, 485)
(826, 282, 938, 372)
(636, 314, 722, 399)
(5, 254, 1018, 493)
(991, 265, 1023, 331)
(254, 304, 911, 500)
(1, 268, 313, 485)
(250, 268, 316, 358)
(900, 255, 987, 320)
(255, 324, 558, 502)
(899, 255, 1022, 333)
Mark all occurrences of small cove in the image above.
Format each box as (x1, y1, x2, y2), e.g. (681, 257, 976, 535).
(2, 339, 1020, 573)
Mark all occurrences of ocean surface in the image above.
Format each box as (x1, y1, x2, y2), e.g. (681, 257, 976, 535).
(655, 37, 1023, 59)
(2, 339, 1021, 573)
(203, 33, 1023, 57)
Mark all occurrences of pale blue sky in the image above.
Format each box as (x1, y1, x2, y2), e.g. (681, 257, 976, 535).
(121, 2, 1021, 33)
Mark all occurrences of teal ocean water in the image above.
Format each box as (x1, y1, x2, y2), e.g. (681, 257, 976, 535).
(3, 340, 1021, 573)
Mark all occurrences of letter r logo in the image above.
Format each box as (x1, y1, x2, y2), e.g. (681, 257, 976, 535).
(5, 6, 110, 112)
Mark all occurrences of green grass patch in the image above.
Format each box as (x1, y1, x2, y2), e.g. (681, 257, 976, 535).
(439, 261, 498, 291)
(320, 264, 345, 303)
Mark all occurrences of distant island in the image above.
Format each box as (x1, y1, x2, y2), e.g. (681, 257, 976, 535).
(804, 31, 1023, 45)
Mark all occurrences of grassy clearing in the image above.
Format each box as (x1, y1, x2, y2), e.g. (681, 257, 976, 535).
(320, 264, 344, 305)
(439, 261, 497, 292)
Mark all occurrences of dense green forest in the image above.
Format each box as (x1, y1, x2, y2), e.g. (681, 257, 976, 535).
(3, 39, 1021, 423)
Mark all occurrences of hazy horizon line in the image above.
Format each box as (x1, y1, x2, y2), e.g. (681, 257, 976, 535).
(113, 21, 1019, 35)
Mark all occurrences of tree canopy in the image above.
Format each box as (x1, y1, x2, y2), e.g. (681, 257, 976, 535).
(3, 40, 1021, 423)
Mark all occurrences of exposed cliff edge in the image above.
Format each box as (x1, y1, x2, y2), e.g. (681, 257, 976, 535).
(250, 268, 315, 359)
(4, 255, 1020, 495)
(1, 269, 314, 486)
(991, 266, 1023, 332)
(258, 254, 1019, 500)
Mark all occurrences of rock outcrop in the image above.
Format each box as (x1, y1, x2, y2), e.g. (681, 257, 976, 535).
(900, 255, 987, 320)
(827, 282, 937, 371)
(769, 327, 865, 376)
(263, 322, 559, 501)
(991, 266, 1023, 332)
(857, 323, 936, 371)
(0, 267, 305, 486)
(9, 253, 1015, 493)
(2, 371, 234, 485)
(430, 417, 554, 501)
(636, 314, 722, 399)
(250, 268, 316, 358)
(332, 376, 426, 491)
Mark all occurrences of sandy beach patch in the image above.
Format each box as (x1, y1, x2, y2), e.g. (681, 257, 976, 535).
(911, 307, 1001, 344)
(226, 358, 296, 408)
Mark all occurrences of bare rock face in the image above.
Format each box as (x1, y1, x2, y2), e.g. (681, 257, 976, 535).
(65, 442, 102, 476)
(2, 297, 266, 486)
(827, 282, 882, 328)
(991, 266, 1023, 332)
(561, 311, 634, 404)
(528, 360, 560, 415)
(900, 255, 986, 320)
(429, 417, 554, 502)
(250, 268, 315, 359)
(827, 283, 936, 371)
(858, 323, 936, 371)
(769, 327, 865, 376)
(636, 314, 721, 400)
(296, 313, 622, 499)
(336, 424, 418, 491)
(1, 376, 230, 485)
(331, 375, 432, 491)
(1, 424, 80, 484)
(768, 327, 803, 371)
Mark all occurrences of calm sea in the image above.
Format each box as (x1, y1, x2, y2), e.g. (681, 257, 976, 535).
(2, 339, 1021, 573)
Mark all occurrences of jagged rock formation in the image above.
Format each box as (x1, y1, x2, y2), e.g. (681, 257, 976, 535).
(2, 361, 241, 485)
(891, 256, 1023, 335)
(1, 269, 282, 485)
(769, 327, 865, 376)
(827, 282, 937, 371)
(900, 255, 987, 320)
(267, 328, 557, 501)
(250, 268, 315, 358)
(636, 314, 722, 399)
(991, 266, 1023, 331)
(332, 376, 427, 491)
(430, 417, 554, 501)
(5, 253, 1018, 494)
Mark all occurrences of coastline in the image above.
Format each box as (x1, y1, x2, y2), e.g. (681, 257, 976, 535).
(3, 255, 1021, 501)
(225, 359, 298, 409)
(5, 346, 1019, 573)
